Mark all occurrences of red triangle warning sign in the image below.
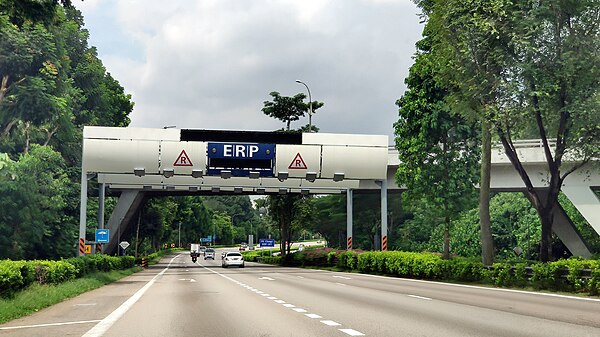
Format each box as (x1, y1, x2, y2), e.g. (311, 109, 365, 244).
(288, 153, 307, 170)
(173, 150, 193, 167)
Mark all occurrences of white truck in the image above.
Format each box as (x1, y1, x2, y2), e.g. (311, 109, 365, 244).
(190, 243, 201, 262)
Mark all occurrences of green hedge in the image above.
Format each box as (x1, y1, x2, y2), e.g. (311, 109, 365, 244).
(257, 248, 600, 295)
(260, 256, 282, 264)
(0, 255, 137, 298)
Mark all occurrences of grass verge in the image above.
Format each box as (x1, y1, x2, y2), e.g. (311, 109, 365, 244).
(0, 266, 141, 324)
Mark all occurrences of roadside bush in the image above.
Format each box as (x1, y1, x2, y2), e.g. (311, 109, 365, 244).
(288, 248, 337, 267)
(45, 261, 78, 284)
(261, 256, 282, 264)
(337, 250, 359, 270)
(0, 261, 25, 298)
(0, 254, 143, 299)
(327, 251, 339, 266)
(357, 252, 375, 273)
(30, 260, 78, 284)
(241, 251, 262, 262)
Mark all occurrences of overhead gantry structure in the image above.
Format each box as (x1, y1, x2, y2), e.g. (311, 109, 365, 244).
(79, 127, 600, 257)
(79, 126, 390, 255)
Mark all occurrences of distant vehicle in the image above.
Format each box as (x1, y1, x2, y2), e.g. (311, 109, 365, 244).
(298, 244, 305, 252)
(204, 248, 215, 260)
(248, 245, 255, 250)
(222, 252, 244, 268)
(239, 244, 248, 251)
(199, 246, 207, 255)
(190, 243, 201, 263)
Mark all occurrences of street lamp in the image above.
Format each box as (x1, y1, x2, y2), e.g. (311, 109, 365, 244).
(295, 79, 313, 132)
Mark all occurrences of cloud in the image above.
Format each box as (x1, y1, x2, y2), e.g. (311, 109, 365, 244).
(77, 0, 423, 141)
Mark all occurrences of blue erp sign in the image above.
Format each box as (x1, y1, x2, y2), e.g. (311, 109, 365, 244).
(207, 142, 275, 177)
(95, 229, 110, 243)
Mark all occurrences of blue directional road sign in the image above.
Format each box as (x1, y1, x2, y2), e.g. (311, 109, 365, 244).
(259, 239, 275, 247)
(95, 229, 110, 243)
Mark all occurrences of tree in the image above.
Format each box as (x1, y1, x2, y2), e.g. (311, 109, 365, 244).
(394, 27, 480, 259)
(312, 195, 347, 247)
(0, 145, 73, 259)
(262, 91, 323, 131)
(0, 13, 64, 150)
(424, 0, 600, 261)
(266, 194, 314, 256)
(261, 90, 323, 256)
(0, 2, 133, 160)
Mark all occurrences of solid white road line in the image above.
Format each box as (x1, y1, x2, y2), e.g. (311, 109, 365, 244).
(81, 255, 179, 337)
(333, 275, 351, 280)
(408, 294, 432, 301)
(360, 273, 600, 302)
(0, 320, 101, 330)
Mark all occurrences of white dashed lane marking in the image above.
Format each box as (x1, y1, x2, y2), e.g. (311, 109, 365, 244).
(321, 320, 341, 326)
(340, 328, 366, 336)
(198, 263, 365, 336)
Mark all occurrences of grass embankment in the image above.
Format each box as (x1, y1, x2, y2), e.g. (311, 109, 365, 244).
(0, 267, 140, 324)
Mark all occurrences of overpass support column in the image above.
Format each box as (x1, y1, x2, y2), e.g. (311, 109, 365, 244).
(347, 189, 353, 250)
(97, 182, 105, 254)
(379, 179, 388, 251)
(562, 186, 600, 236)
(78, 170, 88, 256)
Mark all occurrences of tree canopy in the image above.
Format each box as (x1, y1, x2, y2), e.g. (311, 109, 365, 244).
(414, 0, 600, 261)
(262, 91, 324, 131)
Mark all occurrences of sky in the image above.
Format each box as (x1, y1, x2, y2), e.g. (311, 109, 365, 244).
(75, 0, 424, 144)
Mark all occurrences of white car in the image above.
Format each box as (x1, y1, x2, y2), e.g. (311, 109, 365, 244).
(204, 248, 216, 260)
(222, 252, 245, 268)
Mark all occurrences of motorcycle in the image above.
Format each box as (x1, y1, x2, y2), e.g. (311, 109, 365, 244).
(192, 255, 197, 263)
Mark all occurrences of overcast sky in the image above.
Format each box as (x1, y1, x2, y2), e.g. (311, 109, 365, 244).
(76, 0, 424, 143)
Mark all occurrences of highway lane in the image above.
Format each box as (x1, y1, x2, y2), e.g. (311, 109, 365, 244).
(1, 251, 599, 336)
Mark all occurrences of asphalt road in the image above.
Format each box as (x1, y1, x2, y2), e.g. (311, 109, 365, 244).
(1, 251, 600, 337)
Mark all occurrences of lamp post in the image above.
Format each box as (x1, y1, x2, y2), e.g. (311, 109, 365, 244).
(295, 80, 313, 132)
(178, 222, 181, 248)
